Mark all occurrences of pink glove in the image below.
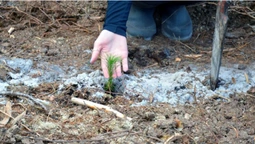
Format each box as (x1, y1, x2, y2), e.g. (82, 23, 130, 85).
(90, 30, 128, 78)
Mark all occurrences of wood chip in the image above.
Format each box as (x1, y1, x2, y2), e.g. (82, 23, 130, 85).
(175, 57, 181, 62)
(232, 77, 236, 84)
(8, 27, 15, 34)
(0, 101, 12, 127)
(244, 73, 249, 83)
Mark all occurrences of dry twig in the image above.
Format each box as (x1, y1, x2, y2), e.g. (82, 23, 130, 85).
(0, 101, 12, 127)
(176, 41, 197, 53)
(231, 125, 239, 138)
(209, 94, 231, 102)
(183, 54, 203, 58)
(24, 131, 139, 143)
(14, 6, 43, 24)
(0, 91, 49, 111)
(0, 104, 39, 135)
(38, 7, 53, 21)
(136, 133, 163, 142)
(200, 42, 250, 54)
(245, 93, 255, 98)
(164, 133, 182, 144)
(136, 63, 158, 73)
(230, 5, 255, 19)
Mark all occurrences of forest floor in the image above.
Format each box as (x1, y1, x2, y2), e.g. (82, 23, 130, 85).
(0, 1, 255, 144)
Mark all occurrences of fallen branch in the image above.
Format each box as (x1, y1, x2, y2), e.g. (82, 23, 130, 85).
(71, 97, 132, 121)
(0, 91, 50, 111)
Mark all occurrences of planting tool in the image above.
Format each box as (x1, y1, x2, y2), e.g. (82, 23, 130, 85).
(210, 1, 229, 90)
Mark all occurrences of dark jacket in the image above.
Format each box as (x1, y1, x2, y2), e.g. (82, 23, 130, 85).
(103, 1, 131, 37)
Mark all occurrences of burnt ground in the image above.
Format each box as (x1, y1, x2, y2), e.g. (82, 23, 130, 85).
(0, 1, 255, 144)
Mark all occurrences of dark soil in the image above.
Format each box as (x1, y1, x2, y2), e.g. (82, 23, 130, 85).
(0, 1, 255, 144)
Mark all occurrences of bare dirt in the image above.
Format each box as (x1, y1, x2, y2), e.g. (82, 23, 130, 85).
(0, 1, 255, 144)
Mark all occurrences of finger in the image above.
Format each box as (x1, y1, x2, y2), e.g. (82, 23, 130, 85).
(90, 44, 101, 64)
(122, 57, 129, 72)
(101, 58, 109, 78)
(113, 63, 122, 78)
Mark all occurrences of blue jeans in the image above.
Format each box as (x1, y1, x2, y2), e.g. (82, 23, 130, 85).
(127, 1, 199, 40)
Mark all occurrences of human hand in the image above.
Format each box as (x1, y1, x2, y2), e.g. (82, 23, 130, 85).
(90, 30, 128, 78)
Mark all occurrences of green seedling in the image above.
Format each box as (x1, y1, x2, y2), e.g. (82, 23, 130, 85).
(104, 55, 122, 93)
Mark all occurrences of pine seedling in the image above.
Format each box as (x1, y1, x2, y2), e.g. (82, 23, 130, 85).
(104, 55, 122, 93)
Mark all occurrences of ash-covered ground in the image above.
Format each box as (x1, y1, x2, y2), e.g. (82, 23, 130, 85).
(1, 56, 254, 106)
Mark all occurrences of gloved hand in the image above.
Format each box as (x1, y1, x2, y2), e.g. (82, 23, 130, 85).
(90, 30, 128, 78)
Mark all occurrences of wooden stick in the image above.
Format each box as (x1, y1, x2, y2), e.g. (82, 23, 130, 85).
(71, 97, 132, 121)
(210, 1, 229, 90)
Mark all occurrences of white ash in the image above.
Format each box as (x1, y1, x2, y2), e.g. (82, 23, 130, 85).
(0, 57, 254, 105)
